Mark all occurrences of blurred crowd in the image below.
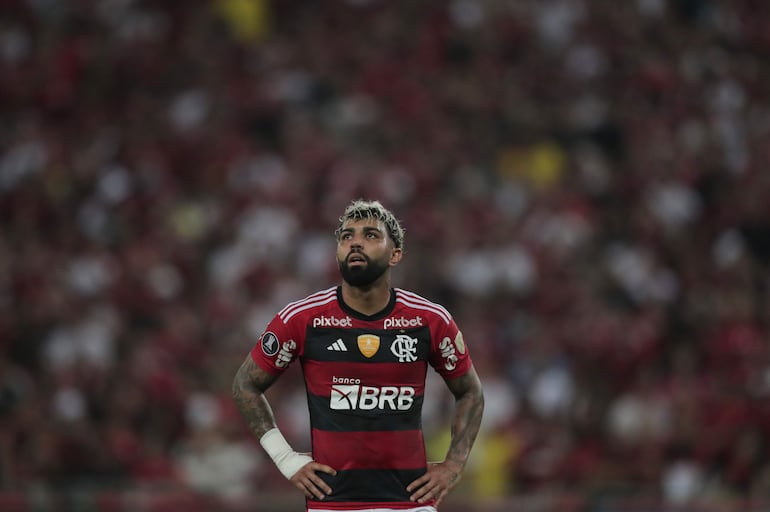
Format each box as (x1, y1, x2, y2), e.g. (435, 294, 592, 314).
(1, 0, 770, 510)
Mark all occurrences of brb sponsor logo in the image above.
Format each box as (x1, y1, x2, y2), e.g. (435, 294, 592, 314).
(383, 316, 423, 329)
(330, 377, 415, 411)
(313, 315, 353, 328)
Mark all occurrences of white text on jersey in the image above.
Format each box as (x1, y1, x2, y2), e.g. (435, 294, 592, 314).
(383, 316, 423, 329)
(330, 385, 415, 411)
(313, 316, 353, 328)
(275, 340, 296, 368)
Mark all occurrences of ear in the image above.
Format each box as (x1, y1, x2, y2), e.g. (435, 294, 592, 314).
(388, 247, 403, 267)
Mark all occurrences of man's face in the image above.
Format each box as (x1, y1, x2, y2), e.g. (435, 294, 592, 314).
(336, 218, 400, 287)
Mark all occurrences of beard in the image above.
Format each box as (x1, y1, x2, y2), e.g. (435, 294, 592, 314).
(338, 253, 389, 287)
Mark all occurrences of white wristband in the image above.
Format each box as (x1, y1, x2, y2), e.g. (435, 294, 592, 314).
(260, 428, 313, 479)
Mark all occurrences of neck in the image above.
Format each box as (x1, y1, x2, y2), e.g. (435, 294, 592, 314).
(340, 279, 392, 316)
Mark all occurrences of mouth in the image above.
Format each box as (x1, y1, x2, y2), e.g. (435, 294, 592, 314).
(347, 253, 367, 265)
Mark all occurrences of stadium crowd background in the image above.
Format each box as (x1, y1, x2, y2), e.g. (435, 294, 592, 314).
(1, 0, 770, 511)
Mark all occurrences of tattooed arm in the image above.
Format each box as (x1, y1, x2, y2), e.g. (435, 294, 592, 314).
(232, 356, 280, 438)
(441, 366, 485, 469)
(406, 365, 484, 506)
(232, 355, 336, 499)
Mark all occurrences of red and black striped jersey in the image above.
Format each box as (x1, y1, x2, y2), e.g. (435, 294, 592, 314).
(251, 286, 473, 510)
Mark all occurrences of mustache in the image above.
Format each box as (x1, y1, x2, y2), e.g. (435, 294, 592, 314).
(346, 250, 368, 262)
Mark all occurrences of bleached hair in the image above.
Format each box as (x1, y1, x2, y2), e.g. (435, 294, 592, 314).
(335, 199, 405, 249)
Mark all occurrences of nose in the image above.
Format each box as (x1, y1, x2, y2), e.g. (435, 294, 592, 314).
(347, 231, 365, 248)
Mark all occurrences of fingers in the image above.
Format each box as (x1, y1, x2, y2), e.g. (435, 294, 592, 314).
(407, 463, 461, 504)
(314, 463, 337, 476)
(290, 462, 337, 500)
(407, 472, 442, 503)
(294, 478, 328, 500)
(406, 473, 429, 494)
(409, 481, 449, 504)
(408, 481, 434, 503)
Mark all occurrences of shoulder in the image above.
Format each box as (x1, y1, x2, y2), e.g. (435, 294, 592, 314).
(276, 286, 338, 324)
(393, 288, 453, 325)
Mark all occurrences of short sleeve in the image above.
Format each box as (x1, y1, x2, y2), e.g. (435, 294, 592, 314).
(429, 318, 473, 379)
(250, 314, 303, 375)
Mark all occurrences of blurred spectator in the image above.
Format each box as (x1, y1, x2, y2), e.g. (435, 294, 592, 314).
(173, 392, 262, 501)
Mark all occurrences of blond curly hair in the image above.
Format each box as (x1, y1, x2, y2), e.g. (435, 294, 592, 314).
(334, 199, 405, 249)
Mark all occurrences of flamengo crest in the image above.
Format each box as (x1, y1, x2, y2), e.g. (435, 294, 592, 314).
(390, 334, 418, 363)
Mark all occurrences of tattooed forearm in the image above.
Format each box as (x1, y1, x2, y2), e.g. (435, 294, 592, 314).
(232, 356, 280, 439)
(443, 367, 484, 469)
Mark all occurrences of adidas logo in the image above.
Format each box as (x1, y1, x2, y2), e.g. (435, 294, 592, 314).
(326, 338, 348, 351)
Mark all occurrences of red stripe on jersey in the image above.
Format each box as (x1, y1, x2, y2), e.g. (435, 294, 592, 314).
(312, 428, 426, 470)
(302, 360, 427, 397)
(394, 289, 452, 324)
(278, 287, 337, 323)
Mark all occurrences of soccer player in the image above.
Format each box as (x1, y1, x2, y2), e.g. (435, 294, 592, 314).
(232, 199, 484, 512)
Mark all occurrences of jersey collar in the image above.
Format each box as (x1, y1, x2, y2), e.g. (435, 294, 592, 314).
(336, 286, 396, 321)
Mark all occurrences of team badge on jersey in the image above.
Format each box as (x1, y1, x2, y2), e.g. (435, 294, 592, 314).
(390, 334, 419, 363)
(260, 331, 280, 357)
(357, 334, 380, 358)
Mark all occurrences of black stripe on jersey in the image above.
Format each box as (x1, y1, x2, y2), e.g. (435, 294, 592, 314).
(307, 392, 424, 432)
(304, 327, 431, 363)
(315, 468, 426, 504)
